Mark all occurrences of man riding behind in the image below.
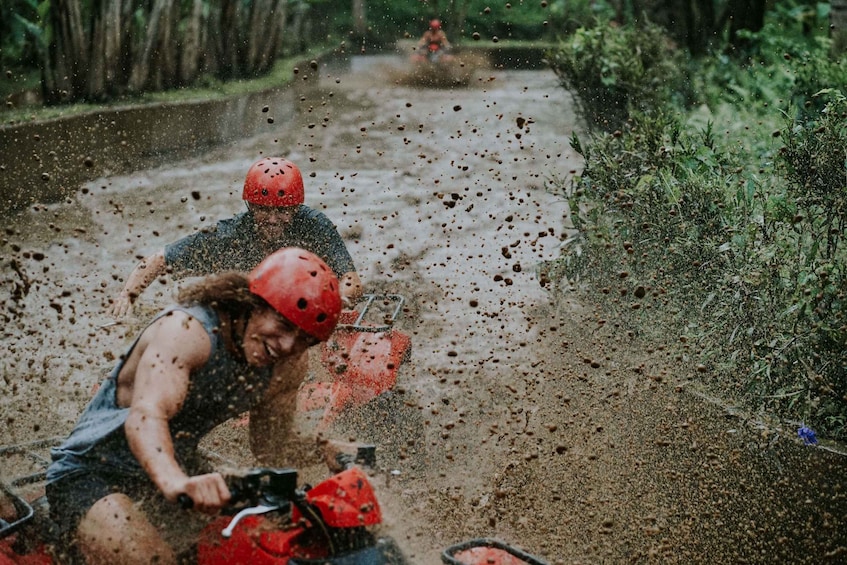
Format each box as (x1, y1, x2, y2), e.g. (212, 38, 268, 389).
(110, 157, 362, 317)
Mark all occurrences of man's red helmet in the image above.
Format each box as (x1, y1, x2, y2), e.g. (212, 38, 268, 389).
(429, 19, 441, 30)
(248, 248, 341, 341)
(242, 157, 305, 207)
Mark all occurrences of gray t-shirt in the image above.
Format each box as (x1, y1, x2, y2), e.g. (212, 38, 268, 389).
(164, 206, 355, 277)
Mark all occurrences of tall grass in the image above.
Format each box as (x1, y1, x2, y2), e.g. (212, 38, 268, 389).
(547, 13, 847, 439)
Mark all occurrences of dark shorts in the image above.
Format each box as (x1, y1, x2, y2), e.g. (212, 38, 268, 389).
(46, 471, 152, 539)
(45, 471, 212, 560)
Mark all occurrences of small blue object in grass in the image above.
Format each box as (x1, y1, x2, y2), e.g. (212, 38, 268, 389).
(797, 426, 818, 446)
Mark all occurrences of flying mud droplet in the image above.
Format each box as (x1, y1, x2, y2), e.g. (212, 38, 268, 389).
(453, 105, 462, 112)
(41, 172, 50, 182)
(634, 286, 646, 299)
(472, 32, 480, 40)
(83, 157, 94, 168)
(310, 60, 318, 70)
(191, 191, 201, 201)
(267, 117, 274, 124)
(262, 105, 269, 113)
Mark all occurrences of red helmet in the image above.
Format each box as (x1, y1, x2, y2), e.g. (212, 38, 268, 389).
(242, 157, 305, 207)
(248, 248, 341, 341)
(429, 19, 441, 30)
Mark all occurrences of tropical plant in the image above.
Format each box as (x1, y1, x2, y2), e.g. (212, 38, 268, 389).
(546, 19, 684, 131)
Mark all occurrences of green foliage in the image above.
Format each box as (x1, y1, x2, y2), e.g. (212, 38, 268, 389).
(557, 80, 847, 440)
(0, 0, 44, 68)
(545, 0, 616, 36)
(546, 20, 684, 131)
(463, 0, 549, 41)
(357, 0, 556, 45)
(682, 1, 846, 115)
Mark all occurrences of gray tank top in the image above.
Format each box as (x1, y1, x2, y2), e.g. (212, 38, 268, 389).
(47, 304, 274, 483)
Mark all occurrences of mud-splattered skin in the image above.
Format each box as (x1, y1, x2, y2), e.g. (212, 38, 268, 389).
(2, 56, 846, 563)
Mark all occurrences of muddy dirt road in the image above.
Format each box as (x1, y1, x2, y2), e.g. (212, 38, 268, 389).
(3, 55, 847, 564)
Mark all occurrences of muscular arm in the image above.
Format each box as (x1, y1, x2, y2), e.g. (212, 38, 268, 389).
(123, 313, 229, 512)
(110, 250, 167, 317)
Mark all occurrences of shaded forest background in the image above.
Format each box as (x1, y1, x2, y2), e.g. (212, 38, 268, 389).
(3, 0, 842, 105)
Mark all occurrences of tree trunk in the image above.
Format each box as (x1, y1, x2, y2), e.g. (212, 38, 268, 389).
(88, 0, 108, 97)
(833, 0, 847, 54)
(201, 1, 219, 76)
(158, 0, 179, 89)
(726, 0, 766, 51)
(679, 0, 716, 55)
(256, 0, 288, 73)
(129, 0, 172, 91)
(287, 1, 308, 55)
(218, 0, 242, 79)
(181, 0, 204, 84)
(44, 0, 87, 103)
(86, 0, 126, 98)
(247, 0, 284, 73)
(352, 0, 366, 36)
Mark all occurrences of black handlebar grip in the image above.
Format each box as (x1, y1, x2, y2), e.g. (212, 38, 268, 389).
(177, 493, 193, 509)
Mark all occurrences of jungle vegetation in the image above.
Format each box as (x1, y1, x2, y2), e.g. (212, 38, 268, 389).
(546, 0, 847, 441)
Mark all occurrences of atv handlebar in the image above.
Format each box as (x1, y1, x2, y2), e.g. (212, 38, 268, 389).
(177, 444, 376, 512)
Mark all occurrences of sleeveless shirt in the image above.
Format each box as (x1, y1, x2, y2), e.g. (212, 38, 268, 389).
(47, 304, 274, 483)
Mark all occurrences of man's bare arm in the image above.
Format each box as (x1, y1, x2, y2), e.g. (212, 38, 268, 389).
(124, 313, 229, 512)
(110, 250, 167, 317)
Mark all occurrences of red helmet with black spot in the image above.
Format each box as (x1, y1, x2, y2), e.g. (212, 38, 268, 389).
(248, 248, 341, 341)
(430, 19, 441, 30)
(242, 157, 305, 207)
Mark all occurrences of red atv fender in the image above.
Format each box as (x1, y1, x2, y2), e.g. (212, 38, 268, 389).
(442, 538, 548, 565)
(297, 294, 411, 432)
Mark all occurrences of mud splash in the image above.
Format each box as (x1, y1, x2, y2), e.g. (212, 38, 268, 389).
(2, 55, 846, 564)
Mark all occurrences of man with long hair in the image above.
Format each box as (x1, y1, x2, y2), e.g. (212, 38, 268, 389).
(47, 248, 342, 564)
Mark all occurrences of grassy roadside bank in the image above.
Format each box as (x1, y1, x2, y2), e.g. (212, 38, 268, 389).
(2, 44, 340, 126)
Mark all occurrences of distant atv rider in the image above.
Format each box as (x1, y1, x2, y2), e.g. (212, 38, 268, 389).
(417, 19, 451, 56)
(110, 157, 363, 316)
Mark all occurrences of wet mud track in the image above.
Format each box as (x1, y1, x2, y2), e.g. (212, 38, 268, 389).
(2, 55, 847, 563)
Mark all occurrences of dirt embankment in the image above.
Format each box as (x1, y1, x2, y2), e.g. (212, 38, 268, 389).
(2, 55, 846, 564)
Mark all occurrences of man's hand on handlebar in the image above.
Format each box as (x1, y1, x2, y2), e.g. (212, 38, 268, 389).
(171, 472, 231, 514)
